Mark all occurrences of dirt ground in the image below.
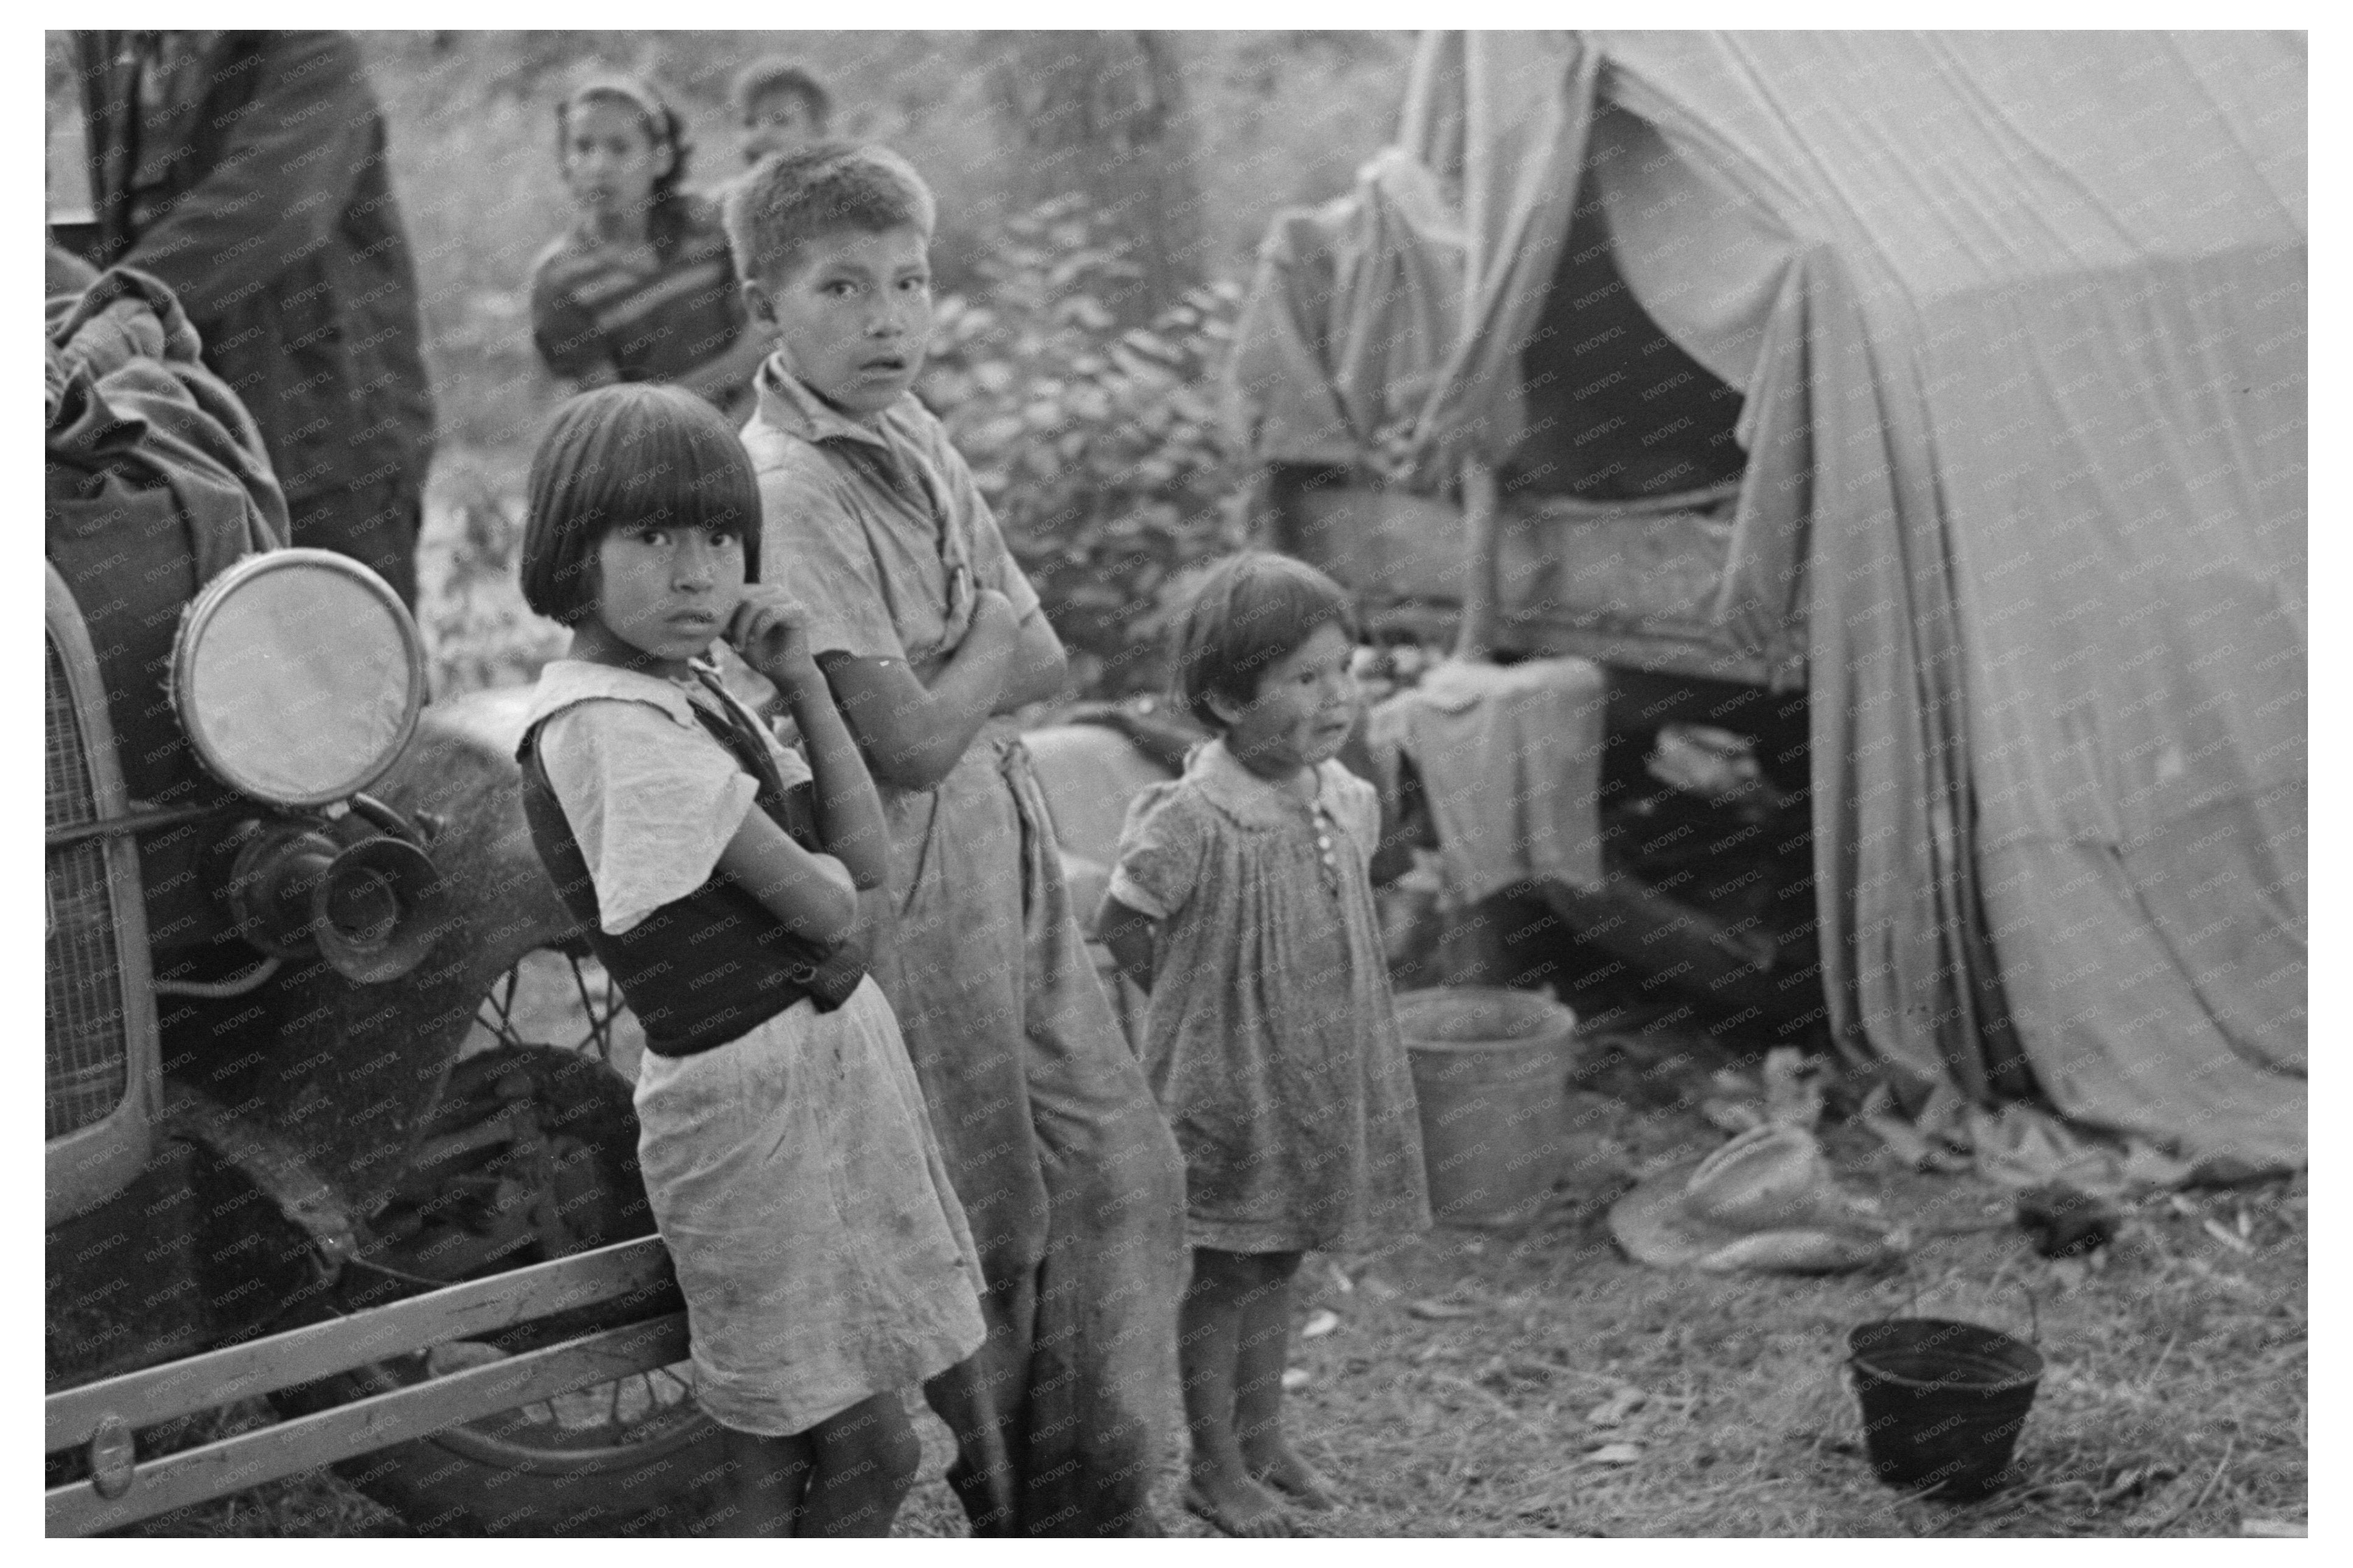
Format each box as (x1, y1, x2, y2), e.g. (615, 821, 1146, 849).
(125, 992, 2306, 1541)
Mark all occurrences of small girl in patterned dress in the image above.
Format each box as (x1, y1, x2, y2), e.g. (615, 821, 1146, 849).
(1099, 552, 1431, 1538)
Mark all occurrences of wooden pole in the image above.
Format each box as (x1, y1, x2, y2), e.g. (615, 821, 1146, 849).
(1453, 455, 1501, 661)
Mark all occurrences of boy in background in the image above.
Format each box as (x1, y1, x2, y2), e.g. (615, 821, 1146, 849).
(737, 61, 832, 166)
(724, 144, 1186, 1538)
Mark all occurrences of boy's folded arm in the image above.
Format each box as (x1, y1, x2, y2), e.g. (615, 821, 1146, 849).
(782, 682, 892, 889)
(816, 602, 1018, 790)
(994, 608, 1071, 715)
(715, 808, 859, 944)
(939, 446, 1061, 713)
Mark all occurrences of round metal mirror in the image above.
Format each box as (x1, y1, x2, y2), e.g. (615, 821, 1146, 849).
(172, 549, 426, 807)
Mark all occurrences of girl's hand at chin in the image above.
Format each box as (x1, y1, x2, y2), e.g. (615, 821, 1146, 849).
(726, 585, 824, 691)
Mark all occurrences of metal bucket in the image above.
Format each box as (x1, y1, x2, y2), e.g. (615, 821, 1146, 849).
(1846, 1317, 2044, 1499)
(1394, 986, 1579, 1225)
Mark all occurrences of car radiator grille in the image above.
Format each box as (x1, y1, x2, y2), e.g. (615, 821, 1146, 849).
(46, 632, 128, 1140)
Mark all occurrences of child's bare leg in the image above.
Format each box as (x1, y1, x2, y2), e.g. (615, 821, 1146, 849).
(1232, 1251, 1333, 1509)
(794, 1392, 923, 1538)
(715, 1424, 811, 1537)
(1179, 1248, 1293, 1537)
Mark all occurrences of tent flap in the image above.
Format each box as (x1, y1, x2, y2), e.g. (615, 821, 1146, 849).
(1226, 29, 2306, 1171)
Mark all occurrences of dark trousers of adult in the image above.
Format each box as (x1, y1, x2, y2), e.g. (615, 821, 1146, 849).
(289, 476, 423, 610)
(871, 730, 1187, 1537)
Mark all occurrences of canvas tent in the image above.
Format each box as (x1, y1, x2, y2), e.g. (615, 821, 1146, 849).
(1229, 31, 2306, 1174)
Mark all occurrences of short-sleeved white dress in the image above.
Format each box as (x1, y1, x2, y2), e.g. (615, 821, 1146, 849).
(526, 659, 986, 1438)
(1108, 738, 1431, 1255)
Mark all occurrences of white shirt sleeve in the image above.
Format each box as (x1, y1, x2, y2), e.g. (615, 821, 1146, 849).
(537, 698, 760, 936)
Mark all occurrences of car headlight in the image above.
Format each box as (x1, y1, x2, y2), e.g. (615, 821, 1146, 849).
(172, 549, 426, 808)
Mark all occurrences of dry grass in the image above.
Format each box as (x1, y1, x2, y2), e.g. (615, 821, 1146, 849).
(118, 1012, 2304, 1539)
(1138, 1016, 2309, 1541)
(1248, 1180, 2306, 1537)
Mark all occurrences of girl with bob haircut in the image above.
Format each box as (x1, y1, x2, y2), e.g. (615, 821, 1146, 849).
(514, 383, 987, 1537)
(1101, 551, 1430, 1537)
(519, 381, 767, 624)
(1168, 550, 1361, 729)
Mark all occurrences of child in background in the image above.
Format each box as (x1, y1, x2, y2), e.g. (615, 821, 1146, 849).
(514, 383, 985, 1537)
(1099, 552, 1432, 1538)
(725, 143, 1186, 1538)
(530, 75, 768, 413)
(736, 60, 832, 164)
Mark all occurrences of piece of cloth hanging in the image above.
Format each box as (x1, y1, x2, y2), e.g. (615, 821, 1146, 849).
(1368, 656, 1607, 905)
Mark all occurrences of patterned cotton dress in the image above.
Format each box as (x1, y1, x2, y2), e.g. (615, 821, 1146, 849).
(1109, 738, 1431, 1255)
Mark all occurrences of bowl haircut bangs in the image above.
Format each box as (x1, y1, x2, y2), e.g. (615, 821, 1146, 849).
(1171, 552, 1359, 731)
(521, 383, 763, 626)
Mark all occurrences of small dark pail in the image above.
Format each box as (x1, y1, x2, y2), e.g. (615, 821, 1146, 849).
(1846, 1318, 2044, 1500)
